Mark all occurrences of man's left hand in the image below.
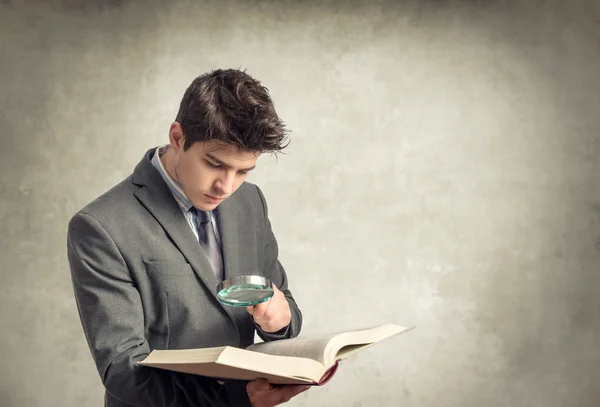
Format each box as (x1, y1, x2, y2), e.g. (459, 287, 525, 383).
(246, 283, 291, 333)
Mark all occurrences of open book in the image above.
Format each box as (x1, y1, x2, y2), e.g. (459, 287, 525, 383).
(138, 323, 414, 385)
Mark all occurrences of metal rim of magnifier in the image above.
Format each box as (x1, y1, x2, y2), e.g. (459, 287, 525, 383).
(216, 275, 273, 306)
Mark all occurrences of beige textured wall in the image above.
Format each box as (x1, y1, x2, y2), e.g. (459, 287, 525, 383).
(1, 1, 599, 406)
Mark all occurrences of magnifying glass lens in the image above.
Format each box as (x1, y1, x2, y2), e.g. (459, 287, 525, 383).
(216, 276, 273, 306)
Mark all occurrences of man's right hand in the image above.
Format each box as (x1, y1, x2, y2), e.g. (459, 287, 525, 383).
(246, 379, 310, 407)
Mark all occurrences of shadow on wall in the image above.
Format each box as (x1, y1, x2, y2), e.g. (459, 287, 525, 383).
(593, 203, 600, 251)
(0, 389, 12, 407)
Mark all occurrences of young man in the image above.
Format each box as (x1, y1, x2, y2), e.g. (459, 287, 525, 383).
(67, 69, 309, 407)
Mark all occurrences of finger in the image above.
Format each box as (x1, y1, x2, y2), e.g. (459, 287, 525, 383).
(246, 378, 271, 395)
(246, 305, 254, 315)
(273, 385, 311, 403)
(274, 288, 286, 303)
(286, 385, 311, 396)
(251, 298, 271, 320)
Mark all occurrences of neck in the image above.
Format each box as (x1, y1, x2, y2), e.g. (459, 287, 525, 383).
(160, 147, 180, 184)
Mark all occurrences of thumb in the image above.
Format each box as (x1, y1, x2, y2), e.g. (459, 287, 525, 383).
(247, 378, 271, 395)
(246, 305, 254, 315)
(249, 378, 270, 391)
(258, 379, 270, 390)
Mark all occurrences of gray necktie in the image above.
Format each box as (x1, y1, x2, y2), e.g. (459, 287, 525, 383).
(195, 209, 224, 281)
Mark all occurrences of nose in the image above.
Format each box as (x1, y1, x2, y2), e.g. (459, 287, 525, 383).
(215, 172, 235, 195)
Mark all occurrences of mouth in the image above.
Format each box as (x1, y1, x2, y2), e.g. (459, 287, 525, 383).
(204, 194, 225, 203)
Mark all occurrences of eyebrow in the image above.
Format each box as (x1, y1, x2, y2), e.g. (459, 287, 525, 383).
(205, 153, 256, 172)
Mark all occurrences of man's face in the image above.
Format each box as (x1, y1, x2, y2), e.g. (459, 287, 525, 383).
(170, 136, 259, 211)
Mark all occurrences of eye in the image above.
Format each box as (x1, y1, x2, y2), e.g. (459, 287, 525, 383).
(205, 160, 221, 169)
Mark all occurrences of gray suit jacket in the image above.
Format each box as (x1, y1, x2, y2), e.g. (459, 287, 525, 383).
(66, 148, 302, 407)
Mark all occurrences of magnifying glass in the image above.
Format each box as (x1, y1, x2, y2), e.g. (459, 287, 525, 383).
(216, 275, 274, 307)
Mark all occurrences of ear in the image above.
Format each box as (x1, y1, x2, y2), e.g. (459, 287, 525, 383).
(168, 122, 185, 152)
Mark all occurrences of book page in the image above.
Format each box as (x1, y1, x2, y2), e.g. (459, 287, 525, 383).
(247, 336, 332, 365)
(139, 347, 322, 384)
(246, 324, 414, 367)
(325, 324, 415, 364)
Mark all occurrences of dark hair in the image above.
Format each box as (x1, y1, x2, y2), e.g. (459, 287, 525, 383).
(175, 69, 289, 153)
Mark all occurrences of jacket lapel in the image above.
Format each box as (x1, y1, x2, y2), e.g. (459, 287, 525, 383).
(135, 186, 221, 288)
(214, 198, 244, 282)
(131, 148, 239, 328)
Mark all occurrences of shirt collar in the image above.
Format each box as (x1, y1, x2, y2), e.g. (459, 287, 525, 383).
(151, 145, 194, 213)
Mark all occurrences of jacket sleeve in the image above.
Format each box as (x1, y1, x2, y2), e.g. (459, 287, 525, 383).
(67, 212, 252, 407)
(254, 186, 303, 342)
